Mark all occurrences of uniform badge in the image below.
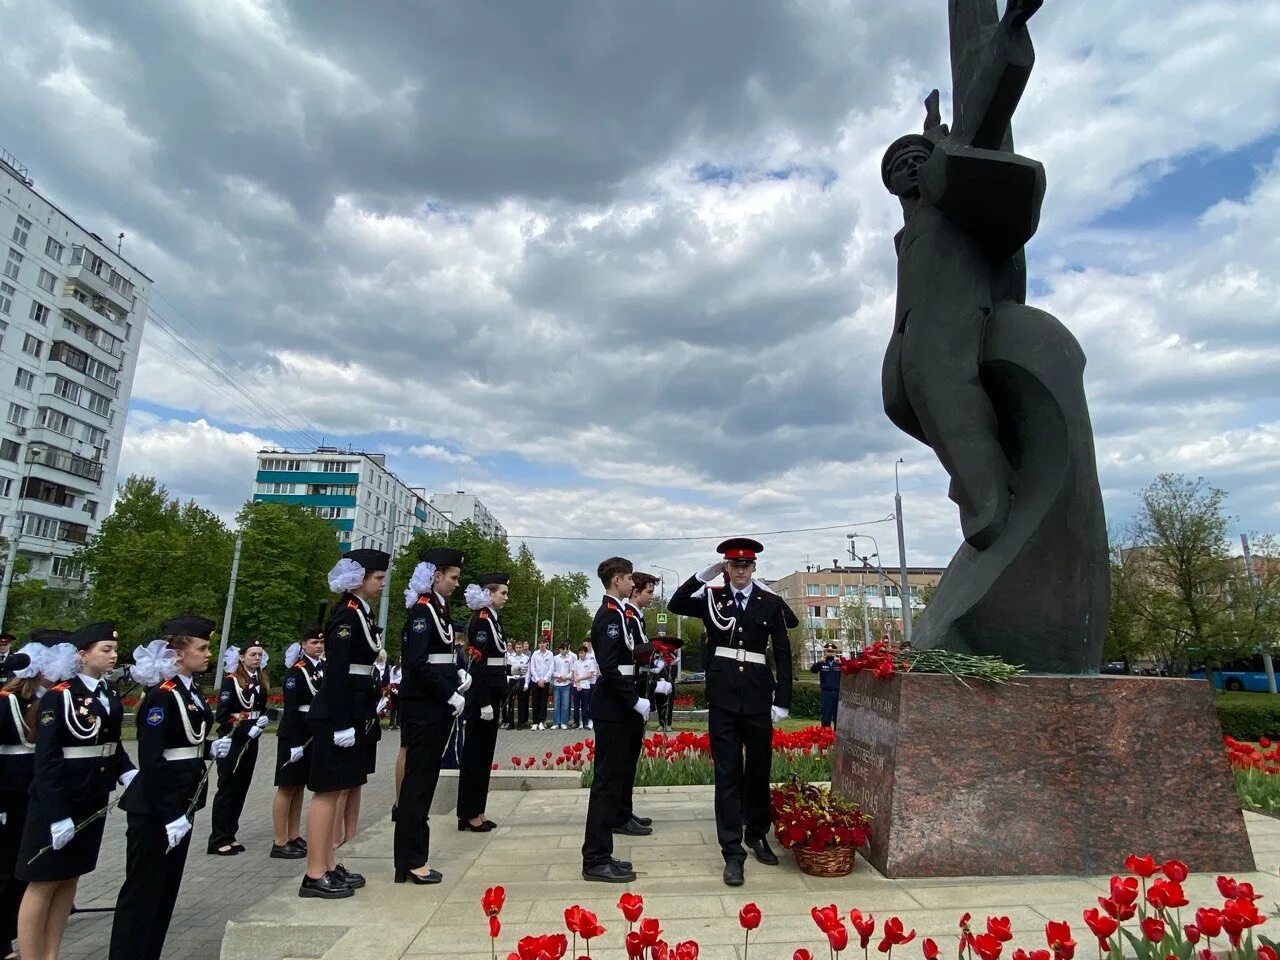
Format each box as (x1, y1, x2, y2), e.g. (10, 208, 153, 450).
(337, 625, 352, 639)
(606, 624, 620, 639)
(412, 618, 427, 632)
(40, 712, 53, 726)
(146, 706, 165, 727)
(219, 691, 230, 701)
(476, 629, 488, 642)
(285, 677, 296, 690)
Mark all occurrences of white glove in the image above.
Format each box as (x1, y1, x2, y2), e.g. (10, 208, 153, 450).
(448, 692, 466, 717)
(653, 657, 665, 670)
(289, 746, 305, 764)
(480, 705, 494, 721)
(333, 727, 356, 748)
(118, 768, 138, 790)
(247, 715, 269, 739)
(698, 561, 726, 582)
(211, 737, 233, 759)
(771, 706, 789, 722)
(50, 818, 76, 850)
(456, 670, 473, 693)
(634, 698, 651, 720)
(164, 815, 192, 849)
(654, 680, 673, 696)
(376, 696, 389, 715)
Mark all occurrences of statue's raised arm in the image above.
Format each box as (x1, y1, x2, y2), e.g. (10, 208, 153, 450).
(949, 0, 1042, 150)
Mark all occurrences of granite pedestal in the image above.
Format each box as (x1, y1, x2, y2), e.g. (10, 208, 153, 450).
(832, 672, 1254, 878)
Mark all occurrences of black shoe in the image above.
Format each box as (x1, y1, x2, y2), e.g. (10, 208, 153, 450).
(270, 843, 306, 860)
(299, 873, 353, 899)
(231, 843, 246, 853)
(582, 862, 637, 883)
(207, 844, 238, 856)
(612, 818, 653, 837)
(289, 836, 308, 851)
(611, 857, 633, 872)
(332, 864, 365, 889)
(458, 818, 497, 832)
(632, 814, 653, 827)
(395, 867, 443, 884)
(723, 859, 745, 886)
(750, 838, 780, 866)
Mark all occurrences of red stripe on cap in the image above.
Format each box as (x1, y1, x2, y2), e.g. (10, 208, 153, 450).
(724, 548, 756, 559)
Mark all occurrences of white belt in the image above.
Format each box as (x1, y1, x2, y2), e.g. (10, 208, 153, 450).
(243, 710, 261, 720)
(715, 648, 767, 665)
(486, 658, 507, 667)
(297, 705, 310, 713)
(348, 664, 375, 676)
(427, 654, 454, 665)
(617, 665, 635, 676)
(0, 744, 34, 755)
(162, 746, 201, 761)
(63, 744, 114, 759)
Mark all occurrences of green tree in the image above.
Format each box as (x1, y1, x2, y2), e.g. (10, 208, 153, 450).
(230, 500, 342, 669)
(78, 475, 234, 649)
(0, 543, 91, 636)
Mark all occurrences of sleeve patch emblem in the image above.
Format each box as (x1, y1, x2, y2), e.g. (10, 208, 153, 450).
(606, 624, 621, 639)
(40, 712, 53, 726)
(145, 706, 165, 727)
(337, 625, 352, 639)
(219, 691, 230, 701)
(412, 618, 428, 632)
(284, 677, 296, 690)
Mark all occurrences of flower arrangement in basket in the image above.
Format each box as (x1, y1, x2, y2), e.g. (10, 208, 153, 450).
(770, 776, 871, 877)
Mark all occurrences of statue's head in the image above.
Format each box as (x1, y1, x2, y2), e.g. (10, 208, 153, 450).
(881, 134, 934, 197)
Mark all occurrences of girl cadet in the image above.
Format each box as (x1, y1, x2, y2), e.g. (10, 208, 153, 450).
(16, 621, 134, 960)
(206, 640, 270, 855)
(456, 572, 511, 832)
(299, 548, 388, 899)
(109, 616, 231, 960)
(0, 631, 69, 960)
(270, 626, 324, 859)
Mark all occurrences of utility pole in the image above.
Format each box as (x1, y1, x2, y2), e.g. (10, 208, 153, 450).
(1242, 533, 1277, 694)
(895, 458, 912, 646)
(216, 534, 243, 675)
(376, 510, 400, 630)
(533, 594, 540, 644)
(0, 443, 47, 632)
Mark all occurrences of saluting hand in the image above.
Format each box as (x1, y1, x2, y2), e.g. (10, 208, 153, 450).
(698, 561, 727, 582)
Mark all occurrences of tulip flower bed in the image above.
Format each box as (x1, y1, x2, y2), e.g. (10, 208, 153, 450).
(1225, 736, 1280, 814)
(503, 725, 835, 787)
(478, 856, 1275, 960)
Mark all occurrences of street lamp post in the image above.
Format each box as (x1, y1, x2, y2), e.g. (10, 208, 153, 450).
(651, 565, 683, 641)
(894, 459, 912, 646)
(849, 533, 890, 639)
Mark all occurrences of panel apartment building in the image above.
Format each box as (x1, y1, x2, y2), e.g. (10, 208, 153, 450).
(252, 448, 455, 553)
(428, 492, 508, 541)
(0, 148, 150, 586)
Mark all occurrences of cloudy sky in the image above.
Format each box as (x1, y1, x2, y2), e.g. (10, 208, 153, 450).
(2, 0, 1278, 583)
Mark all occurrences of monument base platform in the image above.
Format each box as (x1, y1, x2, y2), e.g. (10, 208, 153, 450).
(832, 672, 1254, 878)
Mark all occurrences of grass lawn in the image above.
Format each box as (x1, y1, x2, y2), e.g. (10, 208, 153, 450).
(1218, 690, 1280, 708)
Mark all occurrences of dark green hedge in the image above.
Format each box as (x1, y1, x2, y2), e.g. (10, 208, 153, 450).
(1217, 698, 1280, 740)
(674, 682, 822, 719)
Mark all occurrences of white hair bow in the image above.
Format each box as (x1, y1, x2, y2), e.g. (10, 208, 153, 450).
(130, 639, 180, 688)
(404, 561, 437, 607)
(284, 642, 302, 669)
(222, 646, 240, 675)
(42, 643, 80, 683)
(327, 557, 367, 594)
(12, 642, 46, 681)
(464, 584, 492, 611)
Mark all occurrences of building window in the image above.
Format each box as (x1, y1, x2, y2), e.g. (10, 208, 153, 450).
(52, 376, 80, 403)
(0, 281, 13, 315)
(12, 216, 30, 247)
(810, 605, 822, 619)
(82, 499, 98, 520)
(21, 334, 42, 358)
(805, 584, 820, 596)
(13, 368, 34, 391)
(108, 271, 134, 299)
(826, 606, 839, 619)
(85, 391, 110, 417)
(36, 268, 56, 293)
(29, 301, 50, 325)
(4, 248, 22, 280)
(0, 478, 11, 496)
(863, 585, 879, 599)
(45, 237, 64, 261)
(0, 440, 17, 462)
(845, 584, 858, 595)
(826, 584, 840, 596)
(50, 556, 84, 580)
(7, 404, 29, 427)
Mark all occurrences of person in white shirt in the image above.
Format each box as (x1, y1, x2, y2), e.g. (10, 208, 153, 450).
(571, 644, 597, 729)
(551, 643, 575, 729)
(525, 639, 554, 730)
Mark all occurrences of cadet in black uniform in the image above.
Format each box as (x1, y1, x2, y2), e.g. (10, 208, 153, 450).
(207, 641, 269, 855)
(0, 630, 68, 960)
(650, 637, 681, 731)
(109, 616, 226, 960)
(668, 537, 796, 887)
(17, 621, 134, 960)
(811, 643, 842, 727)
(457, 572, 510, 831)
(581, 557, 647, 883)
(394, 547, 468, 884)
(616, 573, 657, 837)
(300, 548, 388, 899)
(271, 627, 324, 858)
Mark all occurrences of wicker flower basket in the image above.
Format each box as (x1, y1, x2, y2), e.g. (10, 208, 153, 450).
(794, 844, 856, 878)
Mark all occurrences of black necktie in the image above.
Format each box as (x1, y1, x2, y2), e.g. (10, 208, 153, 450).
(736, 591, 747, 612)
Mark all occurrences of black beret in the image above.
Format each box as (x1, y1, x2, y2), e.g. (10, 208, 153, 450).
(346, 548, 390, 572)
(70, 621, 117, 650)
(477, 572, 509, 587)
(421, 547, 464, 568)
(162, 615, 217, 640)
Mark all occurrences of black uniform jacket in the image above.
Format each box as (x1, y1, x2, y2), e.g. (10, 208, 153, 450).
(588, 596, 639, 723)
(0, 688, 38, 793)
(399, 592, 461, 705)
(215, 671, 267, 740)
(668, 575, 796, 715)
(31, 676, 133, 823)
(466, 608, 507, 712)
(121, 677, 213, 823)
(277, 657, 323, 744)
(309, 593, 381, 729)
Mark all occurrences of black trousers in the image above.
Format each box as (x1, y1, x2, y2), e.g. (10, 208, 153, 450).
(581, 717, 629, 868)
(207, 737, 258, 850)
(708, 706, 772, 861)
(614, 714, 644, 825)
(820, 689, 839, 727)
(530, 684, 549, 725)
(0, 788, 28, 954)
(654, 689, 674, 727)
(457, 701, 499, 821)
(393, 701, 452, 871)
(516, 685, 529, 727)
(109, 812, 193, 960)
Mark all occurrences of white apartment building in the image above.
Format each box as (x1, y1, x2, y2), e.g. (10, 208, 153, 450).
(252, 447, 454, 553)
(428, 491, 507, 541)
(0, 147, 150, 587)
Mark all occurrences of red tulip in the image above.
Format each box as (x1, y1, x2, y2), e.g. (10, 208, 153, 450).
(827, 921, 850, 953)
(651, 943, 670, 960)
(624, 932, 646, 958)
(1162, 859, 1189, 883)
(923, 939, 939, 960)
(638, 917, 662, 947)
(1125, 854, 1158, 878)
(1081, 908, 1117, 943)
(1258, 946, 1277, 960)
(618, 892, 644, 923)
(564, 906, 583, 934)
(1184, 924, 1201, 945)
(878, 916, 916, 953)
(1195, 908, 1223, 938)
(545, 935, 568, 960)
(578, 914, 605, 941)
(987, 917, 1013, 943)
(674, 941, 699, 960)
(1109, 876, 1139, 907)
(796, 951, 815, 960)
(1045, 921, 1076, 960)
(1097, 897, 1135, 923)
(851, 910, 876, 948)
(739, 903, 762, 931)
(972, 932, 1003, 960)
(812, 905, 842, 934)
(483, 885, 506, 917)
(1012, 951, 1050, 960)
(1140, 917, 1166, 944)
(489, 916, 501, 939)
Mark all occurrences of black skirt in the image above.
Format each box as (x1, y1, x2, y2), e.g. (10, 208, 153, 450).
(15, 791, 110, 882)
(307, 723, 369, 794)
(0, 788, 30, 882)
(365, 718, 381, 775)
(274, 738, 311, 788)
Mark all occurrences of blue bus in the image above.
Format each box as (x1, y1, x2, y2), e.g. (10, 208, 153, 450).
(1189, 654, 1274, 692)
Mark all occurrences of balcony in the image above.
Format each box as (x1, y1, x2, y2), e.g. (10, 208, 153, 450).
(65, 264, 132, 313)
(26, 444, 103, 483)
(58, 288, 120, 329)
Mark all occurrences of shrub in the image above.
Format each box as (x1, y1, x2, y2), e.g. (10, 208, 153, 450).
(1216, 696, 1280, 739)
